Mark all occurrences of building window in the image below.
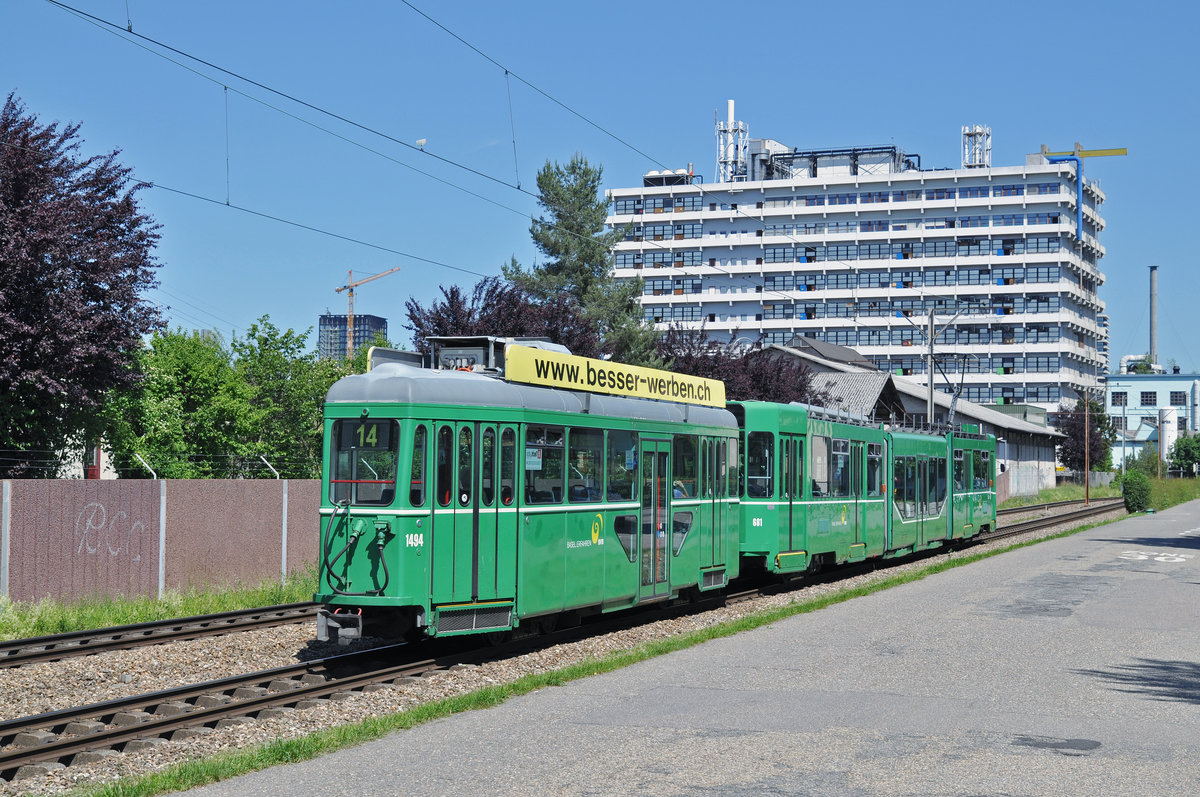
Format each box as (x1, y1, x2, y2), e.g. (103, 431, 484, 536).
(613, 197, 642, 215)
(1112, 416, 1126, 432)
(993, 184, 1025, 197)
(925, 187, 956, 200)
(1179, 417, 1189, 433)
(1141, 391, 1157, 407)
(960, 186, 989, 198)
(1171, 391, 1187, 406)
(1111, 391, 1127, 407)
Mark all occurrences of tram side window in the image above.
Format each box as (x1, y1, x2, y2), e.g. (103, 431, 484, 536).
(793, 440, 805, 500)
(746, 432, 774, 497)
(973, 450, 990, 489)
(613, 515, 637, 561)
(436, 425, 454, 507)
(866, 443, 883, 497)
(672, 511, 693, 554)
(409, 425, 427, 507)
(500, 428, 516, 506)
(525, 425, 564, 504)
(673, 435, 698, 498)
(953, 450, 967, 491)
(331, 419, 399, 506)
(904, 457, 918, 517)
(726, 437, 739, 497)
(716, 439, 728, 498)
(811, 436, 830, 497)
(480, 428, 496, 506)
(606, 430, 638, 501)
(892, 457, 906, 517)
(569, 428, 604, 502)
(933, 457, 947, 510)
(458, 427, 473, 506)
(831, 439, 851, 498)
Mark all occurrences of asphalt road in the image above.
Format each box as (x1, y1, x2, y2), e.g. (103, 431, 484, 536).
(188, 502, 1200, 796)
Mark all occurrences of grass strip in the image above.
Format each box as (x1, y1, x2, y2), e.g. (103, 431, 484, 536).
(72, 516, 1120, 797)
(0, 568, 318, 642)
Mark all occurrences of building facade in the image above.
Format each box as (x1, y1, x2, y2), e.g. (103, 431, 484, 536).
(1106, 371, 1200, 470)
(606, 109, 1108, 413)
(317, 313, 388, 360)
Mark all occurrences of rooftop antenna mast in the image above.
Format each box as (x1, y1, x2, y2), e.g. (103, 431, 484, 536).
(335, 267, 402, 360)
(715, 99, 748, 183)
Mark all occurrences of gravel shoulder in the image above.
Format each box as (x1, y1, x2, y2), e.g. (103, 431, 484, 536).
(1, 507, 1126, 796)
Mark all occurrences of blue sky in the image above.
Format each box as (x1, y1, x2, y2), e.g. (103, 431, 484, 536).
(3, 0, 1196, 368)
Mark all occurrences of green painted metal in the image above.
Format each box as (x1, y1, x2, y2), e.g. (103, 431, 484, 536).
(316, 368, 996, 640)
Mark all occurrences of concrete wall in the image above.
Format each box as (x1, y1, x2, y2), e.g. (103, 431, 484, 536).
(0, 480, 318, 604)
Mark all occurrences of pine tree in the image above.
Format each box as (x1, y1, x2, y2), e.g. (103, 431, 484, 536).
(503, 155, 658, 366)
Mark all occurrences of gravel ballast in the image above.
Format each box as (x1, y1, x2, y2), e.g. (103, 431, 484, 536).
(0, 508, 1125, 796)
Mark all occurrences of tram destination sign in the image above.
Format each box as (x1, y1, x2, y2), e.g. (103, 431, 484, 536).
(504, 344, 726, 408)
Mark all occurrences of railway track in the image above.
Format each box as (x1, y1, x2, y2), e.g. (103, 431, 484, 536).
(0, 500, 1117, 671)
(997, 496, 1118, 517)
(991, 498, 1125, 541)
(0, 602, 318, 669)
(0, 498, 1130, 783)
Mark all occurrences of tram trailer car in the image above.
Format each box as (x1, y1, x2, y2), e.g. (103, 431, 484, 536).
(732, 401, 996, 576)
(316, 362, 742, 643)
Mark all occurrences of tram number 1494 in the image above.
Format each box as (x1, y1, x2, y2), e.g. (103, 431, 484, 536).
(406, 533, 425, 548)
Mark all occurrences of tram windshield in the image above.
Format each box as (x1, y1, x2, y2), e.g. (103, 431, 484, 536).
(330, 419, 399, 505)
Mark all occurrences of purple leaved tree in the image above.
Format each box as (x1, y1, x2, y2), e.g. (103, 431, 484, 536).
(0, 94, 162, 477)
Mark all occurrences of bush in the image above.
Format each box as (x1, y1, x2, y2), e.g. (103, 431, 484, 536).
(1122, 470, 1151, 513)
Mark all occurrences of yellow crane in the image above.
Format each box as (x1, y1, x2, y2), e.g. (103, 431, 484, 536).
(335, 267, 402, 360)
(1039, 143, 1126, 508)
(1041, 144, 1127, 159)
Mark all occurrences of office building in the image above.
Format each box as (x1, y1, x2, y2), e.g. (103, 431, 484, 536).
(606, 104, 1108, 413)
(318, 313, 387, 360)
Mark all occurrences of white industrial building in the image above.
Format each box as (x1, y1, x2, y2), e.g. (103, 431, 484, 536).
(606, 102, 1108, 415)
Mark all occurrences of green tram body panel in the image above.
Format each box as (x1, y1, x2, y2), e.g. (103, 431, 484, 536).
(729, 402, 997, 575)
(317, 363, 741, 639)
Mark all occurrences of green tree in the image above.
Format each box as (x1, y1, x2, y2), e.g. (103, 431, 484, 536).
(103, 330, 253, 478)
(232, 317, 347, 478)
(1169, 434, 1200, 475)
(1125, 442, 1160, 478)
(1121, 469, 1151, 512)
(1054, 399, 1114, 472)
(503, 155, 658, 366)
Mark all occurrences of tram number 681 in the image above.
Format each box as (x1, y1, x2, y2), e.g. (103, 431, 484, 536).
(752, 517, 764, 527)
(406, 533, 425, 548)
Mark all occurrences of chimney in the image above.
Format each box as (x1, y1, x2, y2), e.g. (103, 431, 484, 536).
(1150, 265, 1158, 367)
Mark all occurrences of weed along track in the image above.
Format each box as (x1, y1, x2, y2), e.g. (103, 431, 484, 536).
(0, 603, 318, 669)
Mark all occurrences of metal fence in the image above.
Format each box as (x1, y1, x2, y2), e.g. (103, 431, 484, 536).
(0, 480, 319, 603)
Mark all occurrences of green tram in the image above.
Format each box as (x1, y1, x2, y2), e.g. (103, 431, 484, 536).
(316, 361, 742, 643)
(732, 401, 997, 576)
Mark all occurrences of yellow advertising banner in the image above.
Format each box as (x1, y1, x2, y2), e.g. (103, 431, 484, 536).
(504, 344, 726, 408)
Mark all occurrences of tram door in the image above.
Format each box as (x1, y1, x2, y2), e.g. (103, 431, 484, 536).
(431, 422, 516, 604)
(639, 439, 671, 601)
(850, 441, 864, 546)
(780, 435, 803, 553)
(915, 455, 930, 546)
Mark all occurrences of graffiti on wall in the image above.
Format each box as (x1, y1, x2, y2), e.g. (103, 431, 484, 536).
(75, 502, 148, 561)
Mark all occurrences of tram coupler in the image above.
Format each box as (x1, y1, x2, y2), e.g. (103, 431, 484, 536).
(317, 607, 362, 645)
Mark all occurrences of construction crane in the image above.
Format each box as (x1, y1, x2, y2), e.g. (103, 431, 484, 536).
(1039, 143, 1126, 508)
(335, 267, 402, 360)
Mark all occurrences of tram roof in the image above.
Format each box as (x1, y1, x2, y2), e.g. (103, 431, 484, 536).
(326, 362, 738, 429)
